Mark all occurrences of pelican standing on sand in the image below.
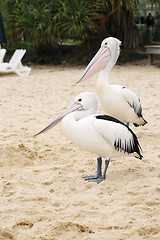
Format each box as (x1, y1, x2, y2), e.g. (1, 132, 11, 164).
(77, 37, 147, 127)
(34, 92, 143, 184)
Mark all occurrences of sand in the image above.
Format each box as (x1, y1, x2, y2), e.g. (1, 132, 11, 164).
(0, 60, 160, 240)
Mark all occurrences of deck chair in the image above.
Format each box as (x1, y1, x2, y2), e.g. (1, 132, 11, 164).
(0, 49, 31, 76)
(0, 49, 6, 63)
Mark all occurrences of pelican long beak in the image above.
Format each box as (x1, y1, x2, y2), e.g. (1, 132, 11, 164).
(77, 46, 111, 84)
(34, 102, 82, 137)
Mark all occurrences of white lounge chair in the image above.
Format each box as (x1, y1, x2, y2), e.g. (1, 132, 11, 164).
(0, 48, 6, 64)
(0, 49, 31, 76)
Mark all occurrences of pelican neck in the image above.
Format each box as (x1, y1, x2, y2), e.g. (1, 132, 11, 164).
(98, 61, 114, 84)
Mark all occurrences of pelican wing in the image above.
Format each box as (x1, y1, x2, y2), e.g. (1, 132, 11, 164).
(94, 115, 142, 158)
(121, 87, 142, 117)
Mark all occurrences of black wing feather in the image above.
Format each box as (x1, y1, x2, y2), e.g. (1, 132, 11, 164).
(96, 115, 143, 159)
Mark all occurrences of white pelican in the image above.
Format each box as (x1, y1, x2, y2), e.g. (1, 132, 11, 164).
(34, 92, 142, 184)
(77, 37, 147, 127)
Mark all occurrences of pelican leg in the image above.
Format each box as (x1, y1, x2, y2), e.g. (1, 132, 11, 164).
(88, 159, 110, 184)
(83, 157, 102, 181)
(126, 122, 129, 127)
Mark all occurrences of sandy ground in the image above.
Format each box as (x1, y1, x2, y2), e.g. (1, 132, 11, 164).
(0, 59, 160, 240)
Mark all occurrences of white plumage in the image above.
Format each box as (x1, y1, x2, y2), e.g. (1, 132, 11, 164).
(77, 37, 147, 127)
(34, 92, 142, 184)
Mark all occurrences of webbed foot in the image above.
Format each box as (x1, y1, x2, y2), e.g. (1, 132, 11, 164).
(83, 175, 105, 183)
(82, 174, 102, 181)
(88, 176, 105, 184)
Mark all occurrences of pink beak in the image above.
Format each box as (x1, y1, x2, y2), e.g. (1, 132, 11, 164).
(77, 46, 110, 84)
(34, 102, 82, 137)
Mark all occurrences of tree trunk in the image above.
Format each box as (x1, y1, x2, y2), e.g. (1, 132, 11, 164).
(87, 2, 142, 49)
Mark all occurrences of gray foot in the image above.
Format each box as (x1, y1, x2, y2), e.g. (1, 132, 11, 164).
(82, 175, 102, 181)
(88, 176, 105, 184)
(83, 175, 105, 184)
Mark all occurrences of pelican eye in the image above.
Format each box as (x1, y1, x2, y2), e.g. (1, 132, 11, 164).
(77, 98, 82, 103)
(104, 42, 108, 46)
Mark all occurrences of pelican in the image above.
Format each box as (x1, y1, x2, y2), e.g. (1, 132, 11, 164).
(77, 37, 147, 127)
(34, 92, 142, 184)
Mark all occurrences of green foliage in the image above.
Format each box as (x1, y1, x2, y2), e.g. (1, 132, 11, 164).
(0, 0, 19, 45)
(13, 0, 60, 47)
(0, 0, 98, 48)
(56, 0, 96, 39)
(138, 25, 147, 41)
(154, 17, 160, 40)
(1, 0, 160, 52)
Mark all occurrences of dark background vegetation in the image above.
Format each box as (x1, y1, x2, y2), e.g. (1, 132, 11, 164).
(0, 0, 160, 64)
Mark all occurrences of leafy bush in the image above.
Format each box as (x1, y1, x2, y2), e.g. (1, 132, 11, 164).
(154, 17, 160, 41)
(1, 0, 156, 52)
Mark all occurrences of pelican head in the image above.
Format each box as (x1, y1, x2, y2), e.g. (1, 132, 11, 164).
(77, 37, 121, 83)
(34, 92, 98, 137)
